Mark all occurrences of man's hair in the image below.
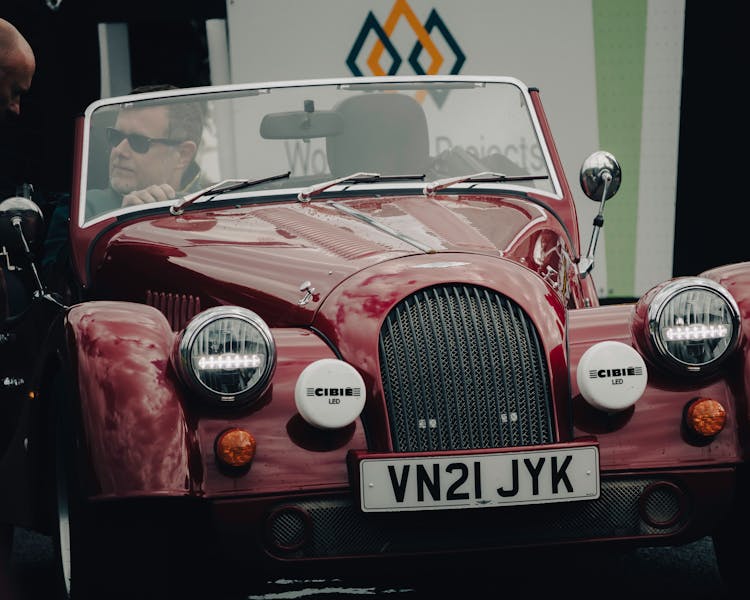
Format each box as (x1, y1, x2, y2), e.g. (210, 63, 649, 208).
(130, 84, 205, 147)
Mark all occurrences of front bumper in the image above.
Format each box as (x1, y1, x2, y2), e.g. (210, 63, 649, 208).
(209, 467, 734, 572)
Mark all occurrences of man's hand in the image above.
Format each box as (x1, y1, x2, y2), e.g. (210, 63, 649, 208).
(121, 183, 177, 207)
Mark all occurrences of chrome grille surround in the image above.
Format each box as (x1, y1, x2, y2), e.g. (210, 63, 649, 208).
(379, 284, 554, 452)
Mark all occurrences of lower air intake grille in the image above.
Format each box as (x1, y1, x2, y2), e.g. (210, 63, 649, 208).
(379, 284, 553, 452)
(264, 478, 686, 558)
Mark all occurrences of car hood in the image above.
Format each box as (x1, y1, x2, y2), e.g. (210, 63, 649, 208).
(92, 192, 577, 326)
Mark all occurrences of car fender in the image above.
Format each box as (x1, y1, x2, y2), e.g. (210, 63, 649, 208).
(569, 301, 743, 470)
(64, 301, 194, 499)
(702, 262, 750, 430)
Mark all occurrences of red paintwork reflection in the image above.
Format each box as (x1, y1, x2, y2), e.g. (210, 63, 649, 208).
(66, 302, 193, 497)
(66, 304, 368, 499)
(90, 193, 586, 331)
(567, 304, 743, 470)
(196, 329, 368, 497)
(311, 253, 569, 451)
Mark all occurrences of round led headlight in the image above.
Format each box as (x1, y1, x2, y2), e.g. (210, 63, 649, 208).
(174, 306, 275, 405)
(647, 278, 740, 373)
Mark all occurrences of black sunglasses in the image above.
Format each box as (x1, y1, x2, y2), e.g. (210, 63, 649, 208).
(105, 127, 182, 154)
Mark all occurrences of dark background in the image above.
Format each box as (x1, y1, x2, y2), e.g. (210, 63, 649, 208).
(0, 0, 744, 279)
(0, 0, 225, 199)
(672, 1, 744, 276)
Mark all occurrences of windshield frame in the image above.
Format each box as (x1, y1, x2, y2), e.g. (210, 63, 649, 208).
(76, 75, 564, 228)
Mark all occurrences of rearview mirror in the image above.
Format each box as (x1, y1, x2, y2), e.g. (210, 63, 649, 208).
(260, 109, 343, 140)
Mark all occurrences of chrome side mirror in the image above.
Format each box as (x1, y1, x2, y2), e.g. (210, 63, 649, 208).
(580, 151, 622, 202)
(578, 151, 622, 277)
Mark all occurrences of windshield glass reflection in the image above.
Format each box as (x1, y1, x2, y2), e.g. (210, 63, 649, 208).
(82, 79, 556, 224)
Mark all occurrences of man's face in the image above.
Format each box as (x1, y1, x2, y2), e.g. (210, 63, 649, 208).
(0, 53, 34, 120)
(108, 106, 184, 194)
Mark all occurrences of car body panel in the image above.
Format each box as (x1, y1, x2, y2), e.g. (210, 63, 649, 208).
(88, 192, 578, 326)
(0, 75, 748, 592)
(567, 304, 743, 470)
(64, 301, 367, 499)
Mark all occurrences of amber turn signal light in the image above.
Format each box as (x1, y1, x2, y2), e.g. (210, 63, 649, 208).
(685, 398, 726, 437)
(216, 428, 256, 469)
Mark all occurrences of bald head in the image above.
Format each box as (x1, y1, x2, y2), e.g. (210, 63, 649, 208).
(0, 18, 35, 119)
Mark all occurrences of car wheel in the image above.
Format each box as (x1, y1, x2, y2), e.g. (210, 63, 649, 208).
(54, 463, 178, 600)
(50, 378, 211, 600)
(52, 381, 154, 600)
(52, 393, 104, 600)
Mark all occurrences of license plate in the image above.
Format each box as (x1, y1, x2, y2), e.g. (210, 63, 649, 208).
(359, 446, 599, 512)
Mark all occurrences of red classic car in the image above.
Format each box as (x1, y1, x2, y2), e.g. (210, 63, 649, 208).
(0, 76, 746, 599)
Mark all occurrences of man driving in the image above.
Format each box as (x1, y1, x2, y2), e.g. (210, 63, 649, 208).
(86, 85, 205, 219)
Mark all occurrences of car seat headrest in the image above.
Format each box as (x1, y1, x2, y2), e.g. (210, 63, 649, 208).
(326, 93, 429, 177)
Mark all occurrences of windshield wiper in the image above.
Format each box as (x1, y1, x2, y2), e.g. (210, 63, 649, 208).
(297, 172, 425, 202)
(170, 171, 291, 215)
(423, 171, 549, 196)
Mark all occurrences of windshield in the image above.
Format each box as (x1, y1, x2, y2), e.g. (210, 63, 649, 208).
(80, 77, 559, 225)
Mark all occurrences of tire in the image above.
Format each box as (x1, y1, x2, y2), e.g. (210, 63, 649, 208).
(53, 467, 181, 600)
(52, 385, 108, 600)
(51, 376, 161, 600)
(51, 375, 213, 600)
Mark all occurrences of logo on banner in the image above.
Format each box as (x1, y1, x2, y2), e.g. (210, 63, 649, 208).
(346, 0, 465, 106)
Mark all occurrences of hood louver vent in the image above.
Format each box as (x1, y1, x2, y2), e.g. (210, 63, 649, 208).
(146, 291, 202, 331)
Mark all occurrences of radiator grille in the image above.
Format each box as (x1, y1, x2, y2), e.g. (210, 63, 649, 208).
(379, 284, 553, 452)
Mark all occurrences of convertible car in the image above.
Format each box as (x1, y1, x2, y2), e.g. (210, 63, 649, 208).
(0, 76, 746, 598)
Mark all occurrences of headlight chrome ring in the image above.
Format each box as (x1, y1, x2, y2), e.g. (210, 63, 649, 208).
(647, 278, 740, 373)
(175, 306, 276, 405)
